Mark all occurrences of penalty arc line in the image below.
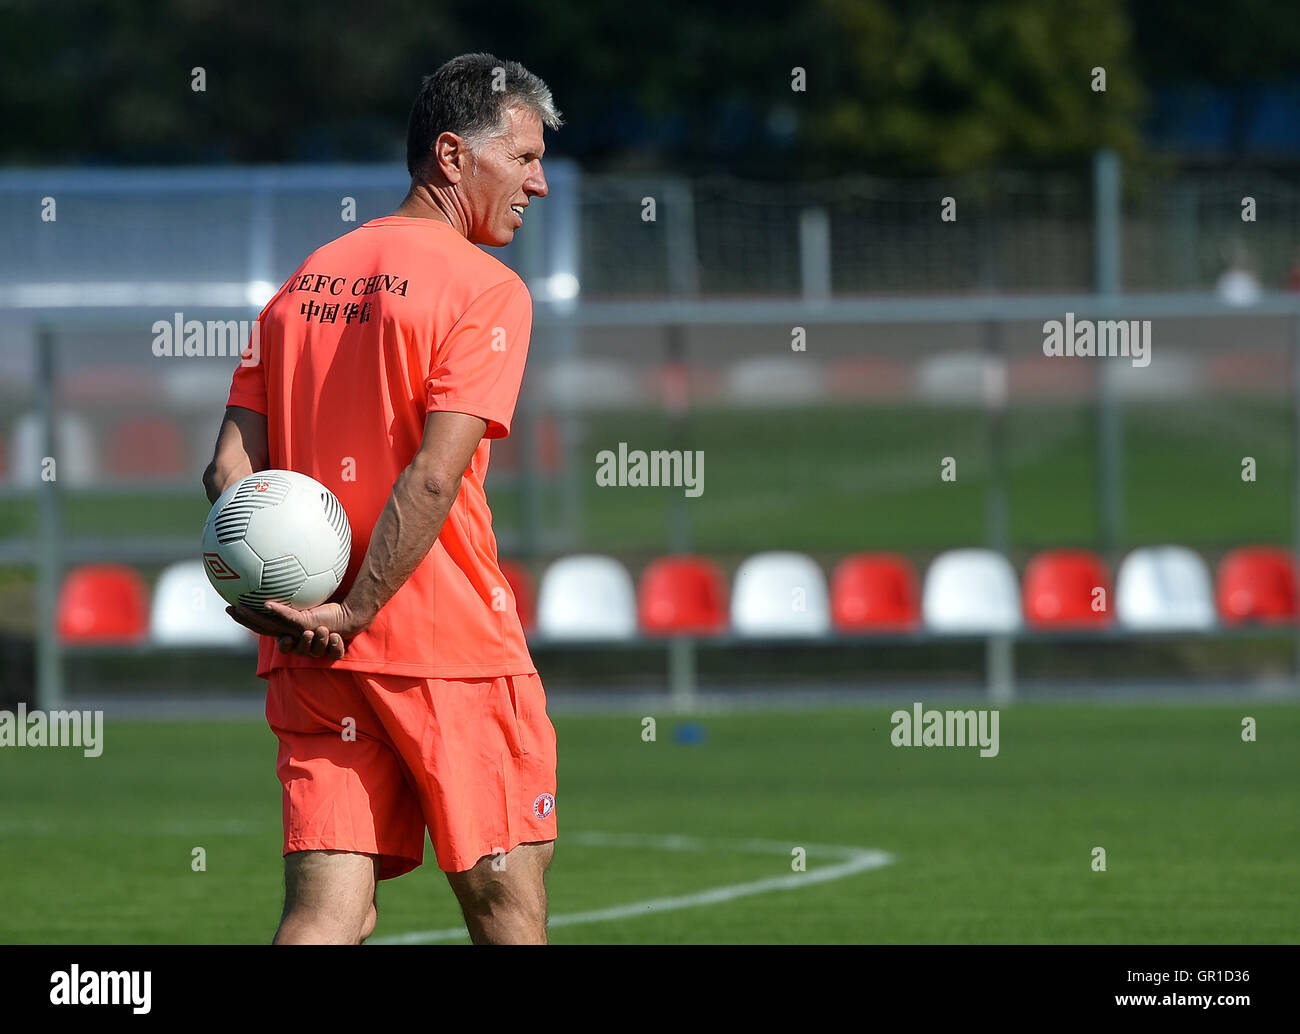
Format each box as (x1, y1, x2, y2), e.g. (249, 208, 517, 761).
(371, 832, 894, 945)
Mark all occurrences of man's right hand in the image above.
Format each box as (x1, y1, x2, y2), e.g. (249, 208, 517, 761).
(226, 600, 369, 659)
(264, 600, 371, 657)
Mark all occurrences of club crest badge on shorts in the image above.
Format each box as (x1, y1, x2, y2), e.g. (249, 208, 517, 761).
(533, 792, 555, 819)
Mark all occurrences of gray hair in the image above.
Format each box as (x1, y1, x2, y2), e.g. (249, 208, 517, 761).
(406, 53, 562, 176)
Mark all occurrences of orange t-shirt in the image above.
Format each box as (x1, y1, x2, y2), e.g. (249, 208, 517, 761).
(226, 215, 536, 679)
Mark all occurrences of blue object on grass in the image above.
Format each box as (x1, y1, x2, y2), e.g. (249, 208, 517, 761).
(673, 722, 707, 745)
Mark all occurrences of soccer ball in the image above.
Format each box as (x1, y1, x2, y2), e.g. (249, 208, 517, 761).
(201, 470, 351, 610)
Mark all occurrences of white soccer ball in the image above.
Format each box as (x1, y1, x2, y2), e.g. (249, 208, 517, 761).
(201, 470, 351, 610)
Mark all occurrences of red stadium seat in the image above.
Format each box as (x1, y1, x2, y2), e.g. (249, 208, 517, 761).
(1023, 549, 1112, 627)
(1216, 547, 1297, 625)
(105, 416, 187, 478)
(831, 553, 920, 631)
(638, 556, 728, 635)
(499, 559, 536, 632)
(57, 564, 149, 643)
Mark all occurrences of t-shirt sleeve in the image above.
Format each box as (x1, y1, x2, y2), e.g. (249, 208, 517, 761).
(426, 277, 533, 439)
(224, 288, 287, 416)
(225, 332, 268, 415)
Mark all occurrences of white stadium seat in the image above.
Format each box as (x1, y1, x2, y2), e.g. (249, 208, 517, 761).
(723, 358, 827, 406)
(1115, 546, 1216, 631)
(150, 560, 255, 646)
(916, 352, 1008, 405)
(544, 359, 640, 410)
(9, 411, 95, 486)
(536, 554, 638, 640)
(730, 551, 830, 637)
(1106, 355, 1204, 399)
(922, 549, 1022, 633)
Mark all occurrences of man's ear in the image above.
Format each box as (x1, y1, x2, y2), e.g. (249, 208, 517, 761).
(434, 131, 466, 184)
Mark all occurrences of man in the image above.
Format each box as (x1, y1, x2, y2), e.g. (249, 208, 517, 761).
(201, 54, 561, 945)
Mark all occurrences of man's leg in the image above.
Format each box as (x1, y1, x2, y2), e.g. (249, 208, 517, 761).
(274, 850, 381, 945)
(445, 840, 554, 944)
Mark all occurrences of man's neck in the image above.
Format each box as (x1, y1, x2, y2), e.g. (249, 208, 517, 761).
(392, 184, 466, 237)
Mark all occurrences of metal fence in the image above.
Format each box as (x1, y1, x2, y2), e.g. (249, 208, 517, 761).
(5, 158, 1300, 307)
(4, 155, 1300, 707)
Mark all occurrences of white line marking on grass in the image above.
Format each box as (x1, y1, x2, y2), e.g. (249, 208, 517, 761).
(370, 831, 894, 945)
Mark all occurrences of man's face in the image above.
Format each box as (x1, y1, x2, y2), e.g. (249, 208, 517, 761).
(459, 106, 548, 247)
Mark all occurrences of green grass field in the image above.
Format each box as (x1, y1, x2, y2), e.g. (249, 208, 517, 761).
(1, 398, 1292, 559)
(2, 703, 1296, 944)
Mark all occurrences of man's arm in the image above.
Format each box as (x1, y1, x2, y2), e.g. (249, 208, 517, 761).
(203, 406, 270, 504)
(338, 408, 488, 627)
(229, 409, 489, 657)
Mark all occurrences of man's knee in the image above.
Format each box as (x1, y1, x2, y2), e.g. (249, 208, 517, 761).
(450, 840, 553, 912)
(276, 850, 379, 945)
(358, 899, 378, 943)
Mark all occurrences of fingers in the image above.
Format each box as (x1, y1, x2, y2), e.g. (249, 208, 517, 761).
(276, 631, 312, 655)
(244, 600, 346, 659)
(263, 600, 305, 625)
(308, 625, 331, 657)
(275, 625, 342, 659)
(227, 605, 297, 637)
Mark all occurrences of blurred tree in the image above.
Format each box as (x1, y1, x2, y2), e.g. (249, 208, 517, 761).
(804, 0, 1143, 174)
(0, 0, 1144, 174)
(0, 0, 463, 163)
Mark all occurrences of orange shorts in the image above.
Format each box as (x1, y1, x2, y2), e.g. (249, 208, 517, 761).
(265, 668, 557, 878)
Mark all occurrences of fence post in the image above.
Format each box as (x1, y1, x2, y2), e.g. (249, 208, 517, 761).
(799, 207, 831, 301)
(668, 637, 698, 712)
(35, 325, 63, 710)
(984, 319, 1009, 554)
(664, 178, 699, 298)
(1292, 313, 1300, 689)
(248, 169, 274, 300)
(662, 179, 698, 706)
(536, 161, 583, 556)
(986, 635, 1015, 705)
(983, 317, 1014, 701)
(665, 324, 691, 555)
(1093, 150, 1122, 294)
(1094, 149, 1124, 557)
